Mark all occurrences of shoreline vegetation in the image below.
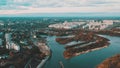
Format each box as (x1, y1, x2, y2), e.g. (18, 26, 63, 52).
(91, 28, 120, 37)
(97, 54, 120, 68)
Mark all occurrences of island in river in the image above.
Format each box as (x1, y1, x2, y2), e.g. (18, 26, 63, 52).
(55, 30, 110, 59)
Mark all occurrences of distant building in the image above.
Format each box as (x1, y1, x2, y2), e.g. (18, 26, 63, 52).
(5, 33, 12, 42)
(48, 21, 86, 29)
(84, 20, 113, 30)
(5, 33, 20, 51)
(6, 42, 20, 51)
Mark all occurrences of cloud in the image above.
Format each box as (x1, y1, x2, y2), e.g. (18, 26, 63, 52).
(0, 0, 120, 14)
(1, 0, 120, 8)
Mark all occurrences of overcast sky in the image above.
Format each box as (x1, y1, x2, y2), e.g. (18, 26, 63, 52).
(0, 0, 120, 16)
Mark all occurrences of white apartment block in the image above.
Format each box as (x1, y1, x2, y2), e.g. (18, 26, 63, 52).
(49, 21, 86, 29)
(86, 20, 113, 30)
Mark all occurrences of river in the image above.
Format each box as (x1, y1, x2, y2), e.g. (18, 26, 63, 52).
(43, 35, 120, 68)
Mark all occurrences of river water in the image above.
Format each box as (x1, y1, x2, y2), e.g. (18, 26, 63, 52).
(43, 35, 120, 68)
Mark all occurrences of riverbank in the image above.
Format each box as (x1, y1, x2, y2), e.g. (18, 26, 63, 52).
(36, 43, 51, 68)
(37, 56, 50, 68)
(93, 28, 120, 37)
(97, 54, 120, 68)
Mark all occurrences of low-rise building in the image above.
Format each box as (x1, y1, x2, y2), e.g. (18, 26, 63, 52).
(84, 20, 113, 30)
(6, 42, 20, 51)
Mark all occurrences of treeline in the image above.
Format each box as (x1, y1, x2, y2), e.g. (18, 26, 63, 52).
(64, 39, 109, 59)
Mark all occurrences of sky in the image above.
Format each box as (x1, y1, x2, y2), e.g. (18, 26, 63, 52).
(0, 0, 120, 16)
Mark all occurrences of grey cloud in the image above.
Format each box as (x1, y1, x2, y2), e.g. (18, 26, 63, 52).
(0, 0, 120, 9)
